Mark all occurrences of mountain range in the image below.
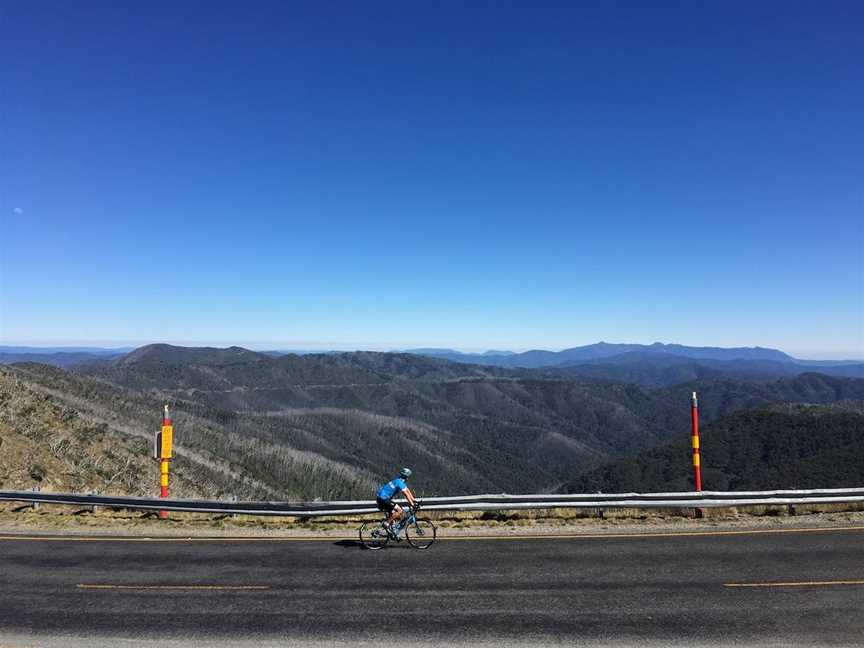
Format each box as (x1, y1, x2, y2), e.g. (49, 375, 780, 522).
(0, 346, 132, 368)
(3, 343, 863, 500)
(3, 342, 861, 382)
(406, 342, 863, 371)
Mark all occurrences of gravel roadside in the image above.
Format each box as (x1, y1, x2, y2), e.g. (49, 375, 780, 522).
(1, 504, 863, 538)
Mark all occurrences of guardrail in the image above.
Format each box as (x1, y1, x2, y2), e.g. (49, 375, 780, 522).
(1, 488, 863, 517)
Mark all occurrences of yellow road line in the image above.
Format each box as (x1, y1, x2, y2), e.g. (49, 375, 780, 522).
(438, 526, 864, 541)
(77, 584, 269, 591)
(0, 535, 344, 542)
(0, 525, 863, 543)
(725, 580, 864, 588)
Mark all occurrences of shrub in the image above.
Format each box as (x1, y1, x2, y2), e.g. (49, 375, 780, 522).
(29, 463, 47, 482)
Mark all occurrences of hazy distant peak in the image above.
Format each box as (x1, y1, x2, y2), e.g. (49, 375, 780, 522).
(0, 345, 133, 355)
(403, 348, 463, 355)
(407, 341, 799, 370)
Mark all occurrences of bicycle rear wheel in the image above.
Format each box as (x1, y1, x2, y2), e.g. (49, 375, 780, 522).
(359, 521, 390, 550)
(405, 518, 436, 549)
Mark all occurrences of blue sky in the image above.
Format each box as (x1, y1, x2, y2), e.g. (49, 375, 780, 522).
(1, 1, 861, 358)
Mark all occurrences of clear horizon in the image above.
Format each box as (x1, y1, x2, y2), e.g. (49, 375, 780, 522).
(0, 339, 860, 361)
(2, 3, 862, 361)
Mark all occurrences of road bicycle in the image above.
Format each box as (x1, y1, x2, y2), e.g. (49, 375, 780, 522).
(359, 502, 436, 550)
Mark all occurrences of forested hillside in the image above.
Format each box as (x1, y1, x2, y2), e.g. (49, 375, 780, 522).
(554, 352, 864, 385)
(562, 404, 864, 493)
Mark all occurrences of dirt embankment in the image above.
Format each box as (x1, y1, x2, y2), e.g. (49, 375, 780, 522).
(0, 366, 216, 498)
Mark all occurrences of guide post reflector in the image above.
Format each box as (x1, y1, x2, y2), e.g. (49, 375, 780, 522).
(158, 405, 173, 519)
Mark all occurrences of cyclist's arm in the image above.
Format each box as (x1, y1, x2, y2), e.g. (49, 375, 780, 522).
(403, 487, 417, 507)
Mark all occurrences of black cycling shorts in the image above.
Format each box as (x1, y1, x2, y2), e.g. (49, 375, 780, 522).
(376, 497, 396, 514)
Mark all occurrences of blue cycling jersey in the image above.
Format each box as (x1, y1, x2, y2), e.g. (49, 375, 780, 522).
(376, 477, 407, 500)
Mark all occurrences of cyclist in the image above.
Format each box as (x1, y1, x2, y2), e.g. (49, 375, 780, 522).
(376, 468, 416, 538)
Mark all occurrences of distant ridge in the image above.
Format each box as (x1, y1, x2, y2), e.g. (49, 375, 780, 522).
(406, 342, 796, 368)
(402, 348, 517, 357)
(3, 342, 861, 380)
(0, 346, 134, 354)
(118, 343, 264, 366)
(401, 343, 863, 382)
(0, 346, 131, 368)
(402, 348, 462, 356)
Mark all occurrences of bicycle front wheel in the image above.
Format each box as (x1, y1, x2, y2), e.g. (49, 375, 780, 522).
(359, 521, 390, 550)
(405, 518, 436, 549)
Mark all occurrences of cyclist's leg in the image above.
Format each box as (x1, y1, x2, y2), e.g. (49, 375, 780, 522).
(389, 503, 403, 526)
(377, 497, 397, 525)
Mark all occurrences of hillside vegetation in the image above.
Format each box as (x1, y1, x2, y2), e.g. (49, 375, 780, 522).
(0, 366, 221, 497)
(77, 346, 864, 494)
(4, 363, 377, 500)
(562, 404, 864, 493)
(4, 344, 863, 500)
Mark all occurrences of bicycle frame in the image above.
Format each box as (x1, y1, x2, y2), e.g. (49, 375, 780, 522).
(391, 508, 416, 537)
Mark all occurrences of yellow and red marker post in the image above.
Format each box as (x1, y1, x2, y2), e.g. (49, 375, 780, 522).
(155, 405, 174, 519)
(690, 391, 705, 517)
(690, 391, 702, 490)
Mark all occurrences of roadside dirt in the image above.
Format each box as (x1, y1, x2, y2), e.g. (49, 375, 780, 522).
(1, 502, 862, 538)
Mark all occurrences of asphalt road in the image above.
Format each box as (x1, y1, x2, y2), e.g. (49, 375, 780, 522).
(1, 526, 863, 647)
